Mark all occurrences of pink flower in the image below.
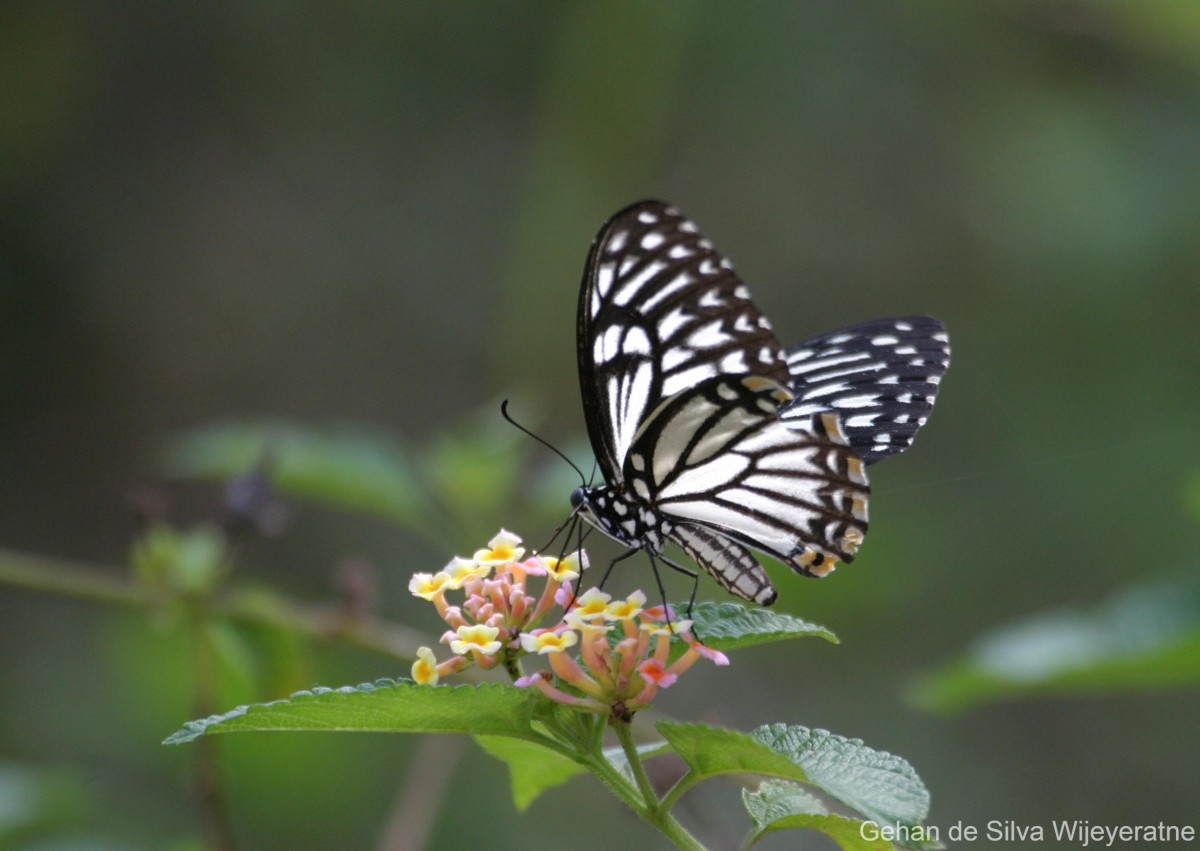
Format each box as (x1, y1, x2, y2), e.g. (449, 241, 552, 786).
(637, 658, 678, 688)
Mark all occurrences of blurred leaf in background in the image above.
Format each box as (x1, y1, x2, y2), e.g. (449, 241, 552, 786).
(912, 580, 1200, 713)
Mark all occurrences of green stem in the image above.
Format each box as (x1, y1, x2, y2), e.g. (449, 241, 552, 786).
(0, 546, 469, 672)
(658, 770, 700, 814)
(613, 720, 658, 808)
(610, 721, 706, 851)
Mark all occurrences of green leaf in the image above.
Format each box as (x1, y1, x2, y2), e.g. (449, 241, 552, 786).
(912, 581, 1200, 713)
(659, 721, 931, 846)
(0, 762, 88, 840)
(161, 421, 426, 528)
(742, 780, 894, 851)
(475, 735, 585, 811)
(422, 426, 525, 520)
(164, 681, 540, 744)
(685, 601, 838, 648)
(749, 725, 930, 837)
(131, 523, 227, 595)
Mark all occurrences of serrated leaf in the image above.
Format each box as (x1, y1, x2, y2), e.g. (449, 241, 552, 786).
(161, 422, 426, 527)
(659, 721, 931, 847)
(685, 601, 838, 648)
(912, 581, 1200, 713)
(164, 681, 539, 744)
(659, 722, 802, 779)
(475, 735, 585, 811)
(750, 725, 930, 835)
(743, 780, 893, 851)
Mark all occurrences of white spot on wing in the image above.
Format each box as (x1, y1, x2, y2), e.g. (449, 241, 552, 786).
(596, 262, 616, 297)
(662, 347, 691, 371)
(720, 350, 747, 372)
(691, 319, 731, 348)
(844, 414, 878, 427)
(641, 271, 696, 312)
(641, 231, 665, 250)
(789, 352, 867, 373)
(658, 306, 690, 339)
(659, 454, 751, 500)
(623, 325, 651, 355)
(662, 364, 717, 397)
(831, 394, 882, 409)
(614, 260, 667, 306)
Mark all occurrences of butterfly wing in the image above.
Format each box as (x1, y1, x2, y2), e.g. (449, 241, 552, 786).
(668, 522, 778, 606)
(779, 316, 950, 464)
(621, 375, 870, 603)
(577, 200, 791, 483)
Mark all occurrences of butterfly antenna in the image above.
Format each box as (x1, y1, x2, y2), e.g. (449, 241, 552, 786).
(500, 400, 586, 485)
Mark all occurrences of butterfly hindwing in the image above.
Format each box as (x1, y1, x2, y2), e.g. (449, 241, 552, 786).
(577, 200, 790, 481)
(780, 316, 950, 463)
(621, 375, 869, 587)
(668, 522, 777, 606)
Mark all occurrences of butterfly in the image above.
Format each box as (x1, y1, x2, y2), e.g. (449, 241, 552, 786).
(569, 200, 949, 606)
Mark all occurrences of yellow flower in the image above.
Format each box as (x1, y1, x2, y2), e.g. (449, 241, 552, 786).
(409, 571, 453, 600)
(411, 646, 440, 685)
(569, 587, 612, 623)
(443, 556, 490, 589)
(448, 624, 502, 657)
(519, 629, 579, 655)
(543, 549, 587, 582)
(607, 590, 647, 621)
(639, 617, 692, 637)
(473, 529, 526, 565)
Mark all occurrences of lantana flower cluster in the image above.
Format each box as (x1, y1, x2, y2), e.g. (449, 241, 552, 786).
(408, 530, 729, 717)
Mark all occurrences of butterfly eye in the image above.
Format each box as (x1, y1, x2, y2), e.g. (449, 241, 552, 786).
(570, 487, 586, 509)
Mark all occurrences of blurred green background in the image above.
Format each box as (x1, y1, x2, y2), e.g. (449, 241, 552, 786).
(2, 1, 1199, 848)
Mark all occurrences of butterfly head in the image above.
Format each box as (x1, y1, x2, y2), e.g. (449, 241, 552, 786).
(570, 482, 665, 552)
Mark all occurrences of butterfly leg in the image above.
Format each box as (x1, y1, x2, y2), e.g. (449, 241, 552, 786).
(562, 546, 640, 613)
(595, 546, 641, 592)
(534, 505, 584, 558)
(652, 550, 704, 624)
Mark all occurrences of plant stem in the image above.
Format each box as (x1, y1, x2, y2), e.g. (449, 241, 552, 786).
(658, 770, 699, 814)
(0, 546, 464, 671)
(613, 720, 658, 808)
(376, 735, 465, 851)
(611, 721, 705, 851)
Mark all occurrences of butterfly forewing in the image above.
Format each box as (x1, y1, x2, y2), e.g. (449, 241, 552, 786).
(622, 376, 869, 587)
(577, 201, 790, 481)
(780, 316, 950, 463)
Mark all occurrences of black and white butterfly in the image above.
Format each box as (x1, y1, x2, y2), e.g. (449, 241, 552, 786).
(569, 200, 949, 606)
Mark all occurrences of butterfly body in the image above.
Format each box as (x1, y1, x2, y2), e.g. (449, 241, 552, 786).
(572, 484, 671, 553)
(573, 201, 948, 606)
